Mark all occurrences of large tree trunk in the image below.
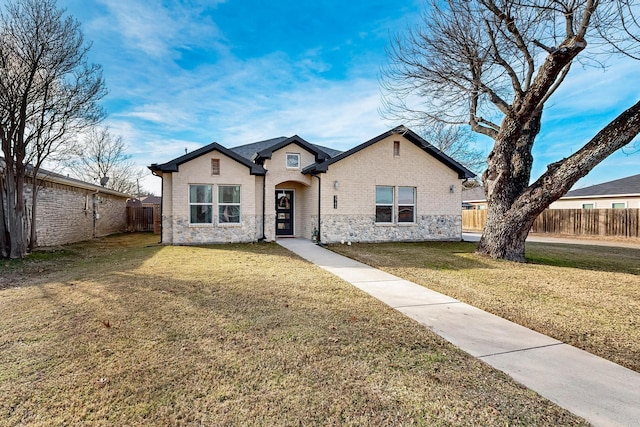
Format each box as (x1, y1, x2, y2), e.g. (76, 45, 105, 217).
(0, 170, 9, 258)
(3, 160, 28, 259)
(478, 99, 640, 262)
(478, 110, 542, 261)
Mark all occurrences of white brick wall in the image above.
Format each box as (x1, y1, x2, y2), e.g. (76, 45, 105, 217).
(318, 135, 462, 242)
(263, 143, 316, 240)
(159, 134, 464, 244)
(164, 150, 261, 244)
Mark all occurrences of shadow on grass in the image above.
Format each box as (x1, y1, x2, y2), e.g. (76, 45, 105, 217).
(328, 241, 498, 272)
(329, 240, 640, 276)
(525, 242, 640, 276)
(0, 232, 163, 290)
(0, 239, 588, 426)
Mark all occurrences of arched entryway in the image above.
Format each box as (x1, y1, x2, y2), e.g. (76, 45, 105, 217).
(272, 180, 314, 239)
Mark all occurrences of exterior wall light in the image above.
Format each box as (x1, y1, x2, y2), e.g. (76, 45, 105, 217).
(450, 185, 455, 193)
(334, 180, 339, 190)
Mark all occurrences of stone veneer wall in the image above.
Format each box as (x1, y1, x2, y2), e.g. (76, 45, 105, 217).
(25, 180, 128, 247)
(320, 214, 461, 243)
(170, 214, 260, 244)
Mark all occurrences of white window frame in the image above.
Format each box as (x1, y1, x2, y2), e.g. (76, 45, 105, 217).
(398, 187, 416, 223)
(218, 185, 241, 224)
(612, 202, 626, 209)
(375, 186, 394, 224)
(189, 184, 213, 224)
(286, 153, 300, 169)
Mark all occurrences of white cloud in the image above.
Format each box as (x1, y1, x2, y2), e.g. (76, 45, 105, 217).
(94, 0, 225, 58)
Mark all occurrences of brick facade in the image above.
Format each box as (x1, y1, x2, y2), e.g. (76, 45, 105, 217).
(23, 175, 129, 248)
(162, 149, 262, 244)
(152, 127, 474, 245)
(317, 135, 463, 243)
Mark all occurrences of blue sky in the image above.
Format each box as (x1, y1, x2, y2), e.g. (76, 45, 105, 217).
(45, 1, 640, 194)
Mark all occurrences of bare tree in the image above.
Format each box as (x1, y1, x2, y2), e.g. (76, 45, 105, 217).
(65, 127, 146, 196)
(417, 123, 486, 175)
(382, 0, 640, 261)
(0, 0, 106, 258)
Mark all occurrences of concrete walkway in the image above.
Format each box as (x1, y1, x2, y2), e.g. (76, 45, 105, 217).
(277, 238, 640, 427)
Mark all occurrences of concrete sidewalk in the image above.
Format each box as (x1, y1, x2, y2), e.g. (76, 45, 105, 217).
(277, 238, 640, 427)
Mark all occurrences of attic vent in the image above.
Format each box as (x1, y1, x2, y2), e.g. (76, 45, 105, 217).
(393, 141, 400, 157)
(211, 159, 220, 175)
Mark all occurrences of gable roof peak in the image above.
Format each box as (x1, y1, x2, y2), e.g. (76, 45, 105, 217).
(252, 134, 333, 163)
(148, 141, 266, 175)
(302, 126, 475, 179)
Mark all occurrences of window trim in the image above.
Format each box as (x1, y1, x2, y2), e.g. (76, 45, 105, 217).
(286, 153, 301, 169)
(218, 185, 241, 225)
(375, 185, 394, 224)
(398, 186, 416, 223)
(189, 184, 213, 225)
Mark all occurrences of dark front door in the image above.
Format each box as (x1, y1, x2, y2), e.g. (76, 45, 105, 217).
(275, 190, 294, 236)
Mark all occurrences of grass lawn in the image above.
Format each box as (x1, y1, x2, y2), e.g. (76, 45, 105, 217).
(0, 234, 587, 426)
(331, 240, 640, 373)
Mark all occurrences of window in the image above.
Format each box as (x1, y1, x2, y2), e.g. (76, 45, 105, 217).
(189, 185, 213, 224)
(393, 140, 400, 157)
(612, 202, 626, 209)
(582, 203, 594, 209)
(286, 153, 300, 169)
(398, 187, 416, 223)
(375, 186, 394, 223)
(211, 159, 220, 175)
(218, 185, 241, 223)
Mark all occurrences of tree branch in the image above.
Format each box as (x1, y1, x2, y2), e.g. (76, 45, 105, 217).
(515, 98, 640, 212)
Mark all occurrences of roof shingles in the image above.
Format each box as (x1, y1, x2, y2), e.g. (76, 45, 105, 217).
(148, 127, 475, 180)
(565, 174, 640, 197)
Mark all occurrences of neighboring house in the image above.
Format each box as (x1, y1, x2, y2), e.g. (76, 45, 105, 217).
(461, 174, 640, 210)
(148, 126, 475, 245)
(126, 195, 162, 207)
(461, 186, 487, 210)
(0, 158, 130, 247)
(549, 174, 640, 209)
(141, 195, 162, 206)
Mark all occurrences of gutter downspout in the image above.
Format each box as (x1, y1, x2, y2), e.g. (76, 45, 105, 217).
(260, 174, 266, 241)
(312, 174, 321, 244)
(151, 170, 163, 244)
(159, 174, 163, 244)
(92, 189, 100, 238)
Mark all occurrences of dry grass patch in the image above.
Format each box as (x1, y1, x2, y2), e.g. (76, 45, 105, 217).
(0, 234, 586, 425)
(331, 241, 640, 373)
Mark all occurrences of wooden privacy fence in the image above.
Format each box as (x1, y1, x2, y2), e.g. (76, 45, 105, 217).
(127, 205, 161, 234)
(462, 208, 640, 238)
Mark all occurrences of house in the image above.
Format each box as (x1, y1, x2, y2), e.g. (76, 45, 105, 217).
(141, 195, 162, 206)
(549, 174, 640, 209)
(148, 126, 475, 245)
(0, 158, 130, 247)
(461, 174, 640, 210)
(462, 186, 487, 210)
